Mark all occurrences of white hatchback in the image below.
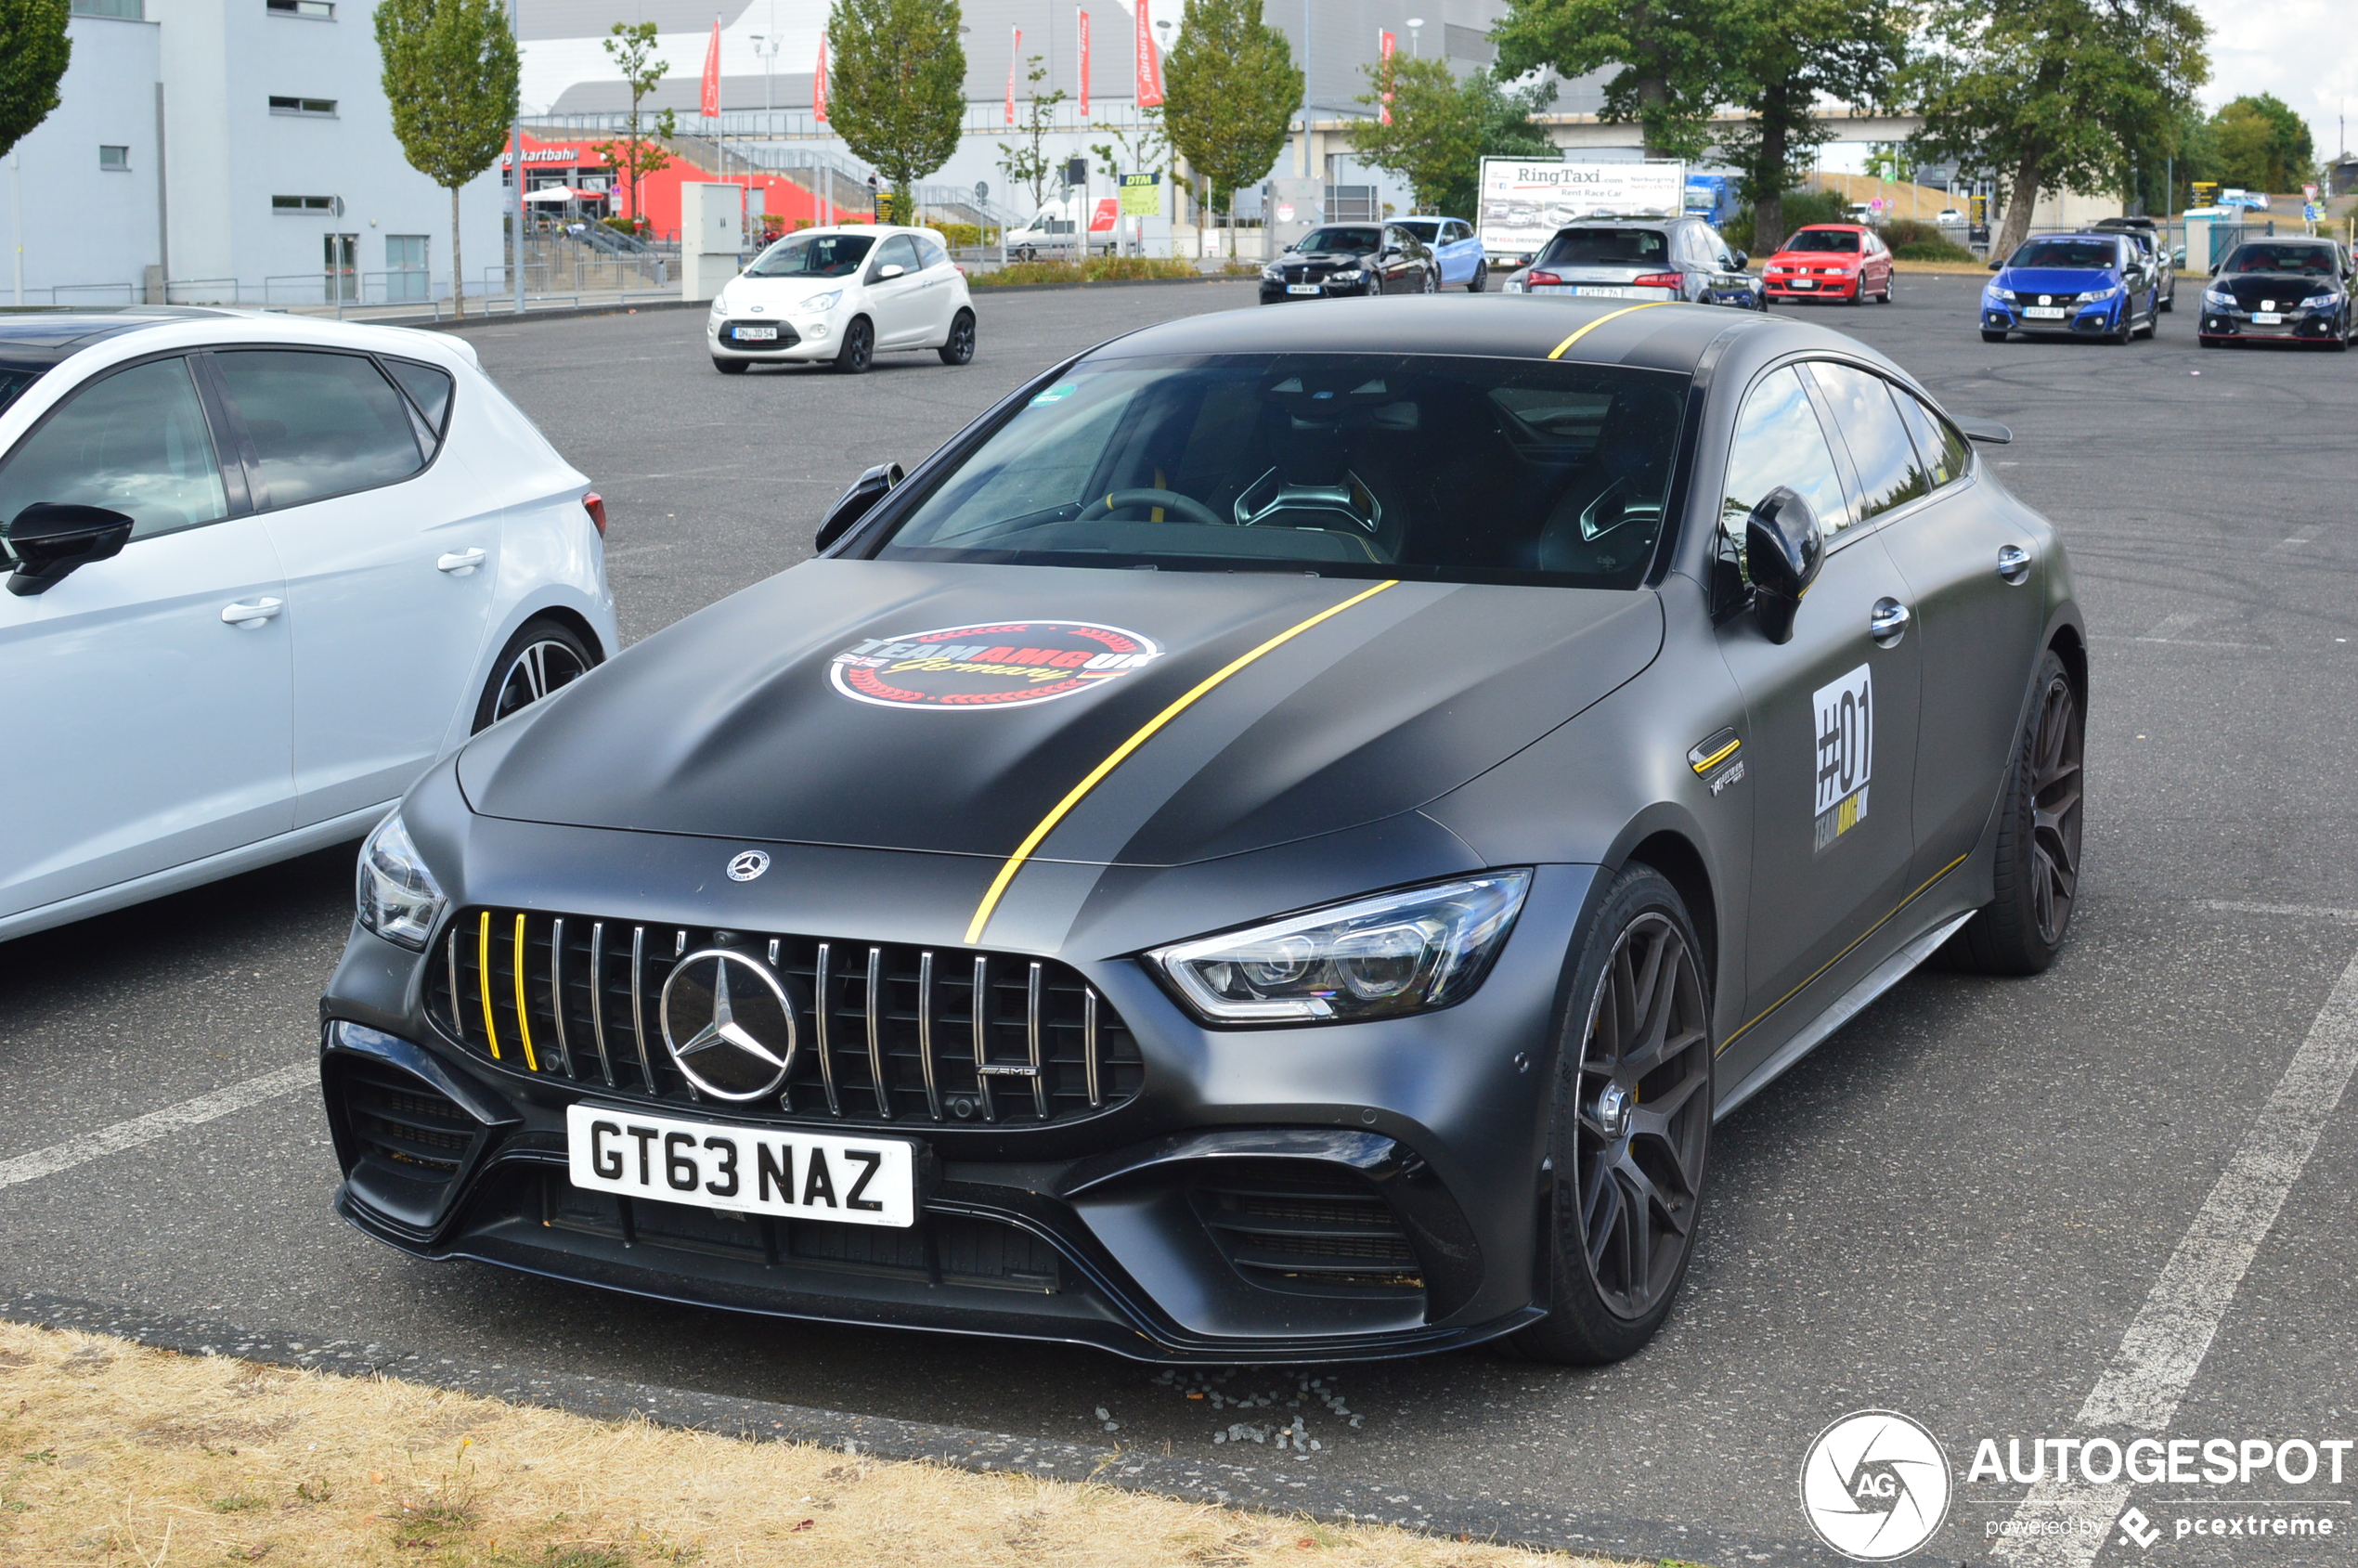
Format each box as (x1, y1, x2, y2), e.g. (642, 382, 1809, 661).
(706, 224, 977, 374)
(0, 310, 617, 941)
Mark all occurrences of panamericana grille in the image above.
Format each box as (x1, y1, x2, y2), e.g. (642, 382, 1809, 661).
(425, 908, 1144, 1126)
(1195, 1162, 1423, 1294)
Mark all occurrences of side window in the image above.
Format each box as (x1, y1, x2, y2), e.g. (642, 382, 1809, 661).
(870, 234, 918, 277)
(213, 349, 426, 511)
(382, 356, 454, 438)
(1891, 389, 1972, 489)
(1446, 221, 1471, 244)
(1721, 365, 1851, 560)
(1807, 362, 1927, 522)
(0, 356, 227, 542)
(914, 236, 948, 269)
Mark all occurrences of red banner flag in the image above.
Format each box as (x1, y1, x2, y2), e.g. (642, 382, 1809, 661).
(814, 37, 828, 122)
(1379, 30, 1394, 124)
(1007, 27, 1022, 124)
(700, 16, 721, 118)
(1134, 2, 1162, 108)
(1078, 9, 1091, 116)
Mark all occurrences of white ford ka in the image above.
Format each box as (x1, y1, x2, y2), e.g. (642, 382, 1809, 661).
(706, 224, 978, 374)
(0, 310, 617, 942)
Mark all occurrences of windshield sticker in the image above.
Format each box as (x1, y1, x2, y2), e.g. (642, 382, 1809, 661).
(1813, 664, 1872, 853)
(1030, 383, 1076, 405)
(829, 620, 1164, 710)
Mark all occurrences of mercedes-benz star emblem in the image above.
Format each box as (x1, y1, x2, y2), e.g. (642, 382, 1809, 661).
(658, 949, 797, 1100)
(726, 850, 771, 882)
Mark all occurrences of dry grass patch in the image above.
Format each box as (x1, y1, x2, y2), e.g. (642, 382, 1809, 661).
(0, 1320, 1639, 1568)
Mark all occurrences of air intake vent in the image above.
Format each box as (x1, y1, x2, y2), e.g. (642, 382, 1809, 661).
(344, 1065, 477, 1178)
(424, 908, 1145, 1128)
(1195, 1162, 1424, 1294)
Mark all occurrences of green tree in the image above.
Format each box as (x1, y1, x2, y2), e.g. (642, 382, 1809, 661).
(1162, 0, 1302, 257)
(1346, 57, 1553, 219)
(827, 0, 966, 221)
(996, 54, 1068, 212)
(1911, 0, 2208, 257)
(376, 0, 518, 318)
(1716, 0, 1909, 251)
(0, 0, 71, 163)
(1493, 0, 1740, 161)
(588, 22, 677, 237)
(2210, 93, 2313, 193)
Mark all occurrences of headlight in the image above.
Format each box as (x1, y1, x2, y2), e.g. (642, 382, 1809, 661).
(2080, 285, 2122, 303)
(2202, 288, 2235, 308)
(356, 811, 446, 951)
(1985, 286, 2015, 302)
(801, 289, 843, 312)
(1149, 872, 1531, 1025)
(1262, 265, 1283, 279)
(708, 295, 728, 316)
(1328, 267, 1363, 281)
(2300, 292, 2339, 308)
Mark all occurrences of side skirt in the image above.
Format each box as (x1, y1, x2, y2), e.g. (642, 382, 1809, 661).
(1713, 909, 1976, 1121)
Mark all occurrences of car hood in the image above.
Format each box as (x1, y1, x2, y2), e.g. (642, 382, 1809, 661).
(1284, 250, 1378, 266)
(1997, 267, 2118, 294)
(459, 561, 1664, 867)
(2212, 271, 2339, 303)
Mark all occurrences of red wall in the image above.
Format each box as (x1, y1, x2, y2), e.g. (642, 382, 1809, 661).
(508, 131, 853, 239)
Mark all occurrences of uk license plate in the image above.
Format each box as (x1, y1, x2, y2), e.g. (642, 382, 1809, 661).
(732, 326, 779, 340)
(1286, 283, 1320, 294)
(565, 1103, 919, 1227)
(2250, 311, 2283, 325)
(2025, 306, 2066, 319)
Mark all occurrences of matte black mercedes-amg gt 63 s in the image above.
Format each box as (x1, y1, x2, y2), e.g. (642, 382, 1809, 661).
(322, 297, 2084, 1364)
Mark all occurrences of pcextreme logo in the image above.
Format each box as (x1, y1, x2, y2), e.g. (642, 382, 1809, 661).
(1799, 1410, 1953, 1561)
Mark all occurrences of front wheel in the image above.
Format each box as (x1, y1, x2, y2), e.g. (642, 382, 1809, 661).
(712, 357, 749, 375)
(833, 315, 875, 373)
(1420, 266, 1439, 295)
(938, 307, 976, 365)
(1501, 864, 1713, 1365)
(473, 616, 599, 734)
(1942, 650, 2083, 974)
(1982, 330, 2009, 343)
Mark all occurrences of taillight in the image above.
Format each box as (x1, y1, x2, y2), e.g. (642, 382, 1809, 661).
(1526, 270, 1562, 285)
(1631, 273, 1684, 290)
(582, 491, 606, 536)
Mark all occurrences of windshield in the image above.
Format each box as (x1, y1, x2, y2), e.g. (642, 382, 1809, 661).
(1781, 228, 1860, 253)
(1295, 227, 1380, 254)
(2223, 244, 2338, 276)
(0, 365, 44, 419)
(2009, 238, 2118, 271)
(866, 354, 1689, 590)
(746, 231, 875, 279)
(1397, 220, 1440, 242)
(1536, 227, 1668, 267)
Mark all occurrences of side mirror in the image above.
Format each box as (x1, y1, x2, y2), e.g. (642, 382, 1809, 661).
(1743, 486, 1823, 645)
(1955, 417, 2013, 445)
(4, 502, 136, 596)
(814, 461, 904, 552)
(1987, 257, 2002, 270)
(1730, 249, 1749, 269)
(877, 263, 906, 280)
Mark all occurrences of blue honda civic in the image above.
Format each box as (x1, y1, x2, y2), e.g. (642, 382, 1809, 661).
(1981, 232, 2159, 344)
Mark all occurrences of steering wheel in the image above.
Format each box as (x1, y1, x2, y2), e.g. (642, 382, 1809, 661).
(1077, 488, 1225, 527)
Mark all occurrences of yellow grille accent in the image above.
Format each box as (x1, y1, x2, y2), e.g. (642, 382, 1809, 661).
(512, 913, 539, 1072)
(476, 912, 500, 1061)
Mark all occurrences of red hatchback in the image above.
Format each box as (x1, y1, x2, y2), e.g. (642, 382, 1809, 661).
(1761, 225, 1894, 305)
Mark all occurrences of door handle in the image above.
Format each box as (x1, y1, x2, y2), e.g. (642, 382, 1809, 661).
(1869, 598, 1911, 646)
(221, 598, 282, 628)
(436, 548, 487, 575)
(1997, 544, 2032, 584)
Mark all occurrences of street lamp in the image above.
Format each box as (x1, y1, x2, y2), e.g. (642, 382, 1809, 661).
(1405, 17, 1423, 56)
(749, 33, 782, 114)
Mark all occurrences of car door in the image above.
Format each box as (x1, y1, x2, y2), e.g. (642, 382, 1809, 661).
(0, 352, 294, 921)
(911, 234, 959, 341)
(863, 235, 929, 345)
(1710, 363, 1923, 1082)
(1872, 385, 2052, 884)
(212, 346, 498, 827)
(1437, 221, 1470, 285)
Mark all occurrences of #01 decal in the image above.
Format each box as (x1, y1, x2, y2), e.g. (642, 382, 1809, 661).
(829, 620, 1164, 710)
(1814, 663, 1872, 853)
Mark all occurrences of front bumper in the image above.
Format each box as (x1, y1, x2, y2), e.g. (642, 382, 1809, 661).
(1766, 275, 1856, 299)
(2198, 305, 2343, 341)
(1981, 301, 2121, 335)
(1258, 278, 1374, 304)
(317, 769, 1591, 1362)
(707, 315, 838, 360)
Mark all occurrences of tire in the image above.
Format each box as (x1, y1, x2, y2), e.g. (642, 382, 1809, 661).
(712, 357, 749, 375)
(2159, 291, 2174, 313)
(1941, 650, 2084, 975)
(2199, 334, 2222, 348)
(1500, 864, 1713, 1365)
(1982, 330, 2008, 343)
(1421, 265, 1439, 295)
(833, 315, 875, 373)
(938, 307, 976, 366)
(473, 616, 599, 734)
(1468, 263, 1487, 293)
(1878, 271, 1895, 303)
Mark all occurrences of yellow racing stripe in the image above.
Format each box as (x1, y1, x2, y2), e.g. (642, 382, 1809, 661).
(964, 579, 1401, 944)
(1546, 300, 1668, 360)
(512, 913, 539, 1072)
(1717, 852, 1968, 1055)
(476, 911, 501, 1061)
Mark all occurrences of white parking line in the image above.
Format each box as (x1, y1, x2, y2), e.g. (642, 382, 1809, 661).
(1992, 941, 2358, 1566)
(2197, 899, 2358, 924)
(0, 1062, 314, 1192)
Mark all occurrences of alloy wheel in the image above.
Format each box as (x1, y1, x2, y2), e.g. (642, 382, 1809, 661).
(2028, 671, 2084, 946)
(1421, 266, 1438, 295)
(490, 637, 589, 726)
(1575, 912, 1711, 1321)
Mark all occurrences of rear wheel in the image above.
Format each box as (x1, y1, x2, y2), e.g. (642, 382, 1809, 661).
(712, 357, 748, 375)
(1502, 864, 1712, 1365)
(1878, 270, 1895, 303)
(1942, 650, 2083, 975)
(473, 616, 598, 734)
(833, 316, 874, 373)
(938, 307, 976, 366)
(1468, 262, 1487, 292)
(1420, 265, 1439, 295)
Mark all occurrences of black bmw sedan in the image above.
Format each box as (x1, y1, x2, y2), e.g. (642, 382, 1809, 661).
(1259, 223, 1439, 302)
(323, 297, 2085, 1366)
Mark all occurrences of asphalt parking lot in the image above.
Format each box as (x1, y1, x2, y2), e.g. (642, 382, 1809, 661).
(4, 274, 2353, 1563)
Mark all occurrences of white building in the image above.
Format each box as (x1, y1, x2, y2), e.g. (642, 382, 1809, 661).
(4, 0, 502, 306)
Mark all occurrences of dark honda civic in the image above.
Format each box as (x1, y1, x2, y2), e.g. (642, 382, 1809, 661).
(322, 296, 2086, 1365)
(2197, 239, 2355, 348)
(1259, 223, 1439, 302)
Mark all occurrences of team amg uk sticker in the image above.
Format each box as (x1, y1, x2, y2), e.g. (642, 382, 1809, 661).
(1813, 663, 1872, 853)
(828, 619, 1164, 709)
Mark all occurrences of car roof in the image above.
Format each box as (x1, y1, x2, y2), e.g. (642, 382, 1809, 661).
(1789, 224, 1870, 233)
(0, 310, 196, 367)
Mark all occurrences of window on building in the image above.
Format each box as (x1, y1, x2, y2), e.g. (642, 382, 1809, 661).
(70, 0, 146, 18)
(272, 195, 339, 213)
(269, 96, 338, 116)
(98, 146, 131, 172)
(266, 0, 334, 16)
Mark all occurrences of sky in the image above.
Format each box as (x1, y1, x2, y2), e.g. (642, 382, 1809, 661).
(2191, 0, 2356, 163)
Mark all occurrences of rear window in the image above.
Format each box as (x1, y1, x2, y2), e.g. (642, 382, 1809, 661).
(1537, 227, 1668, 266)
(865, 354, 1691, 590)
